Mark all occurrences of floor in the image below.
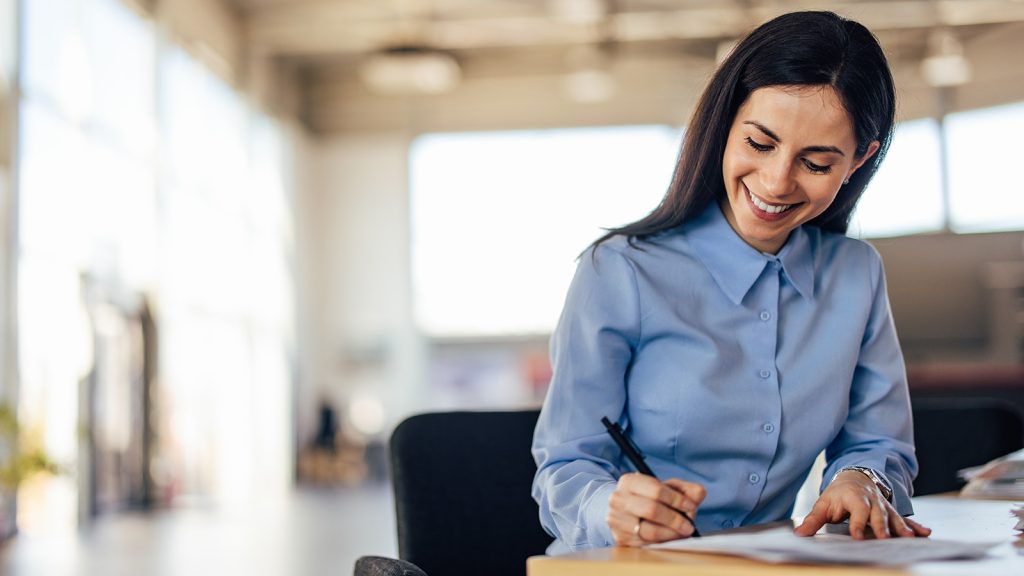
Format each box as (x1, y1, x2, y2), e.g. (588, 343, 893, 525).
(0, 460, 825, 575)
(0, 482, 397, 576)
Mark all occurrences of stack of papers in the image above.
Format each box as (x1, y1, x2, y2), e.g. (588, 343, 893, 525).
(960, 448, 1024, 499)
(649, 527, 1000, 565)
(1014, 507, 1024, 555)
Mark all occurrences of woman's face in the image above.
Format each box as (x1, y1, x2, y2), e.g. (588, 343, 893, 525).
(720, 85, 879, 254)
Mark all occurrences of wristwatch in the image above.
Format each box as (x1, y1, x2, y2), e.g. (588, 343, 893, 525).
(834, 466, 894, 502)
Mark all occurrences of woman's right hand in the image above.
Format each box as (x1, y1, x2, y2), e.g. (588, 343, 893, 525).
(607, 472, 705, 546)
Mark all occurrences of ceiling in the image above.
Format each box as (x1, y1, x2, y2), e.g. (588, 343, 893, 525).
(228, 0, 1024, 132)
(235, 0, 1024, 62)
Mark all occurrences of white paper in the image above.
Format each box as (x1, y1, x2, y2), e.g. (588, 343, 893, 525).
(649, 526, 1001, 565)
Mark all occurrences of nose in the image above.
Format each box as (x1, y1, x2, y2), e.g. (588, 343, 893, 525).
(758, 155, 796, 198)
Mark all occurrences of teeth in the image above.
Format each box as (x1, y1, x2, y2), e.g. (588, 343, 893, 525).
(749, 190, 793, 214)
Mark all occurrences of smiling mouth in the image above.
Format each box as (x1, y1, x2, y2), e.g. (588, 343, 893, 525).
(747, 187, 798, 215)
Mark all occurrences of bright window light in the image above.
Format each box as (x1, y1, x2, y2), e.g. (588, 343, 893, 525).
(947, 101, 1024, 233)
(849, 118, 944, 238)
(410, 125, 681, 337)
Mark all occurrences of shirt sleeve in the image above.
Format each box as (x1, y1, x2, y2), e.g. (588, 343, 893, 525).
(821, 243, 918, 515)
(531, 243, 642, 550)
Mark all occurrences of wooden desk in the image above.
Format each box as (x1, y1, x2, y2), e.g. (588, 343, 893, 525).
(527, 496, 1023, 576)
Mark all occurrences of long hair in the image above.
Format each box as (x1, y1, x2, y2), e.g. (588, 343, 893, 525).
(592, 11, 896, 248)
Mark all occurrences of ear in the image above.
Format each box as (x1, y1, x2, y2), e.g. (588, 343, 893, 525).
(846, 140, 881, 181)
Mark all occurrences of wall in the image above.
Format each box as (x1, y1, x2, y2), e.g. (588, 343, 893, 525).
(308, 131, 427, 438)
(874, 231, 1024, 363)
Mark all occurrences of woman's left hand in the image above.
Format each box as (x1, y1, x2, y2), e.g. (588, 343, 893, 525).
(794, 470, 932, 539)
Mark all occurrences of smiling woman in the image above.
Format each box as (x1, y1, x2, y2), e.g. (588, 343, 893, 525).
(531, 10, 931, 556)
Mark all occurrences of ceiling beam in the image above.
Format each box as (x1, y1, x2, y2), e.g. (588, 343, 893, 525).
(245, 0, 1024, 56)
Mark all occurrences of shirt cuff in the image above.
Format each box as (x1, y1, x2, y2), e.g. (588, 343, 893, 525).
(583, 481, 617, 548)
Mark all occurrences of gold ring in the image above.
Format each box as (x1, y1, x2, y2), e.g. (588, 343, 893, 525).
(633, 518, 643, 536)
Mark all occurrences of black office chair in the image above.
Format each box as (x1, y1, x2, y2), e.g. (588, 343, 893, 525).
(353, 556, 429, 576)
(911, 396, 1024, 496)
(387, 410, 553, 576)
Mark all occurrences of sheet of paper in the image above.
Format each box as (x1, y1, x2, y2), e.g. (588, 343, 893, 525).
(648, 526, 1001, 565)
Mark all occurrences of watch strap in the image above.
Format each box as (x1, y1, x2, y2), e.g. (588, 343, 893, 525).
(834, 466, 894, 502)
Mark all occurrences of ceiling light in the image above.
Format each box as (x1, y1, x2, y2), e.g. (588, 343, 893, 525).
(921, 29, 971, 88)
(360, 46, 461, 95)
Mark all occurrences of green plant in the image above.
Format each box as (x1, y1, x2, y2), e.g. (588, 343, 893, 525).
(0, 404, 62, 490)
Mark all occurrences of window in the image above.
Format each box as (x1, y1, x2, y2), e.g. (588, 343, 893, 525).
(849, 118, 944, 238)
(947, 101, 1024, 232)
(17, 0, 295, 529)
(410, 125, 680, 337)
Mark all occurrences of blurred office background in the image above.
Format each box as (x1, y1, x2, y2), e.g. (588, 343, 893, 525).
(0, 0, 1022, 573)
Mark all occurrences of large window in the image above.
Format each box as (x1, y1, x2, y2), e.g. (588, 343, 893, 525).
(849, 118, 945, 238)
(947, 101, 1024, 233)
(18, 0, 295, 531)
(411, 103, 1024, 338)
(410, 125, 680, 337)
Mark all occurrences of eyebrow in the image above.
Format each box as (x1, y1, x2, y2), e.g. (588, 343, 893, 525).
(743, 120, 846, 157)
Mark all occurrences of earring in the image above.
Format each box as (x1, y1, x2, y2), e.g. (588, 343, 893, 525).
(843, 178, 850, 185)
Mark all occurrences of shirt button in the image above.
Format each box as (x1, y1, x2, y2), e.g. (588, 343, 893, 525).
(722, 520, 734, 528)
(762, 423, 774, 433)
(749, 473, 760, 484)
(759, 310, 770, 321)
(759, 369, 771, 379)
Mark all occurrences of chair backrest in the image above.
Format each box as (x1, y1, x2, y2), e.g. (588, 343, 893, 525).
(911, 396, 1024, 496)
(389, 410, 553, 576)
(354, 555, 429, 576)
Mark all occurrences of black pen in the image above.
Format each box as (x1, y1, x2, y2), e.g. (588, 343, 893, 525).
(601, 416, 702, 537)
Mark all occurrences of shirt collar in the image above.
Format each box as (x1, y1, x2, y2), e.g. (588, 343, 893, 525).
(685, 202, 816, 305)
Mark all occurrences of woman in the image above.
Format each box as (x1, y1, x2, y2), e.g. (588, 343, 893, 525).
(531, 11, 932, 554)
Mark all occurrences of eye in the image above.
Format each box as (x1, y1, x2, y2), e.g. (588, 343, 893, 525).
(745, 136, 772, 153)
(801, 158, 832, 175)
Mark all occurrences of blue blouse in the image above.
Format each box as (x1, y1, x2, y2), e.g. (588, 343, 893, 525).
(531, 202, 917, 553)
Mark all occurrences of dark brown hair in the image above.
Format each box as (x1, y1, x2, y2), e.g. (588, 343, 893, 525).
(593, 11, 896, 248)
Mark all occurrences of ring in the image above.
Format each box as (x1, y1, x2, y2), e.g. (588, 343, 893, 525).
(633, 518, 643, 536)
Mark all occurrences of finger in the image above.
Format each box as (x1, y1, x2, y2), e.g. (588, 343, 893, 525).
(622, 474, 692, 510)
(888, 511, 916, 537)
(846, 497, 871, 540)
(617, 472, 664, 496)
(619, 474, 699, 536)
(794, 501, 830, 536)
(664, 478, 707, 505)
(903, 517, 932, 537)
(654, 482, 699, 519)
(888, 513, 915, 537)
(868, 498, 891, 539)
(638, 518, 694, 544)
(608, 484, 691, 537)
(619, 494, 692, 537)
